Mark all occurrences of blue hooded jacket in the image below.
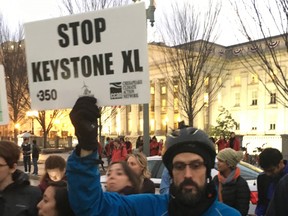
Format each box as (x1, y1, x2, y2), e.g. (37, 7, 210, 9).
(66, 150, 240, 216)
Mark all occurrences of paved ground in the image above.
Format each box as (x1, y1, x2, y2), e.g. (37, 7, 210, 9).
(17, 152, 108, 186)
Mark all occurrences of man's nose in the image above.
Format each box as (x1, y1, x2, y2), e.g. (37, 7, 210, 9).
(184, 165, 193, 178)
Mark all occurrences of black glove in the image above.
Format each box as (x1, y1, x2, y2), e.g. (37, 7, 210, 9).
(70, 96, 101, 151)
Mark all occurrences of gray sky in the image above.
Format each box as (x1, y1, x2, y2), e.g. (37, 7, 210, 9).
(0, 0, 281, 46)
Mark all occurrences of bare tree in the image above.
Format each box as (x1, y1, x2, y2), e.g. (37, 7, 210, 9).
(35, 110, 64, 148)
(153, 0, 228, 128)
(59, 0, 129, 15)
(232, 0, 288, 107)
(0, 15, 30, 142)
(98, 106, 119, 140)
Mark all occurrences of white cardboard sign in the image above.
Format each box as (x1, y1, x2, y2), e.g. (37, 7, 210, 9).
(0, 65, 9, 125)
(24, 3, 149, 110)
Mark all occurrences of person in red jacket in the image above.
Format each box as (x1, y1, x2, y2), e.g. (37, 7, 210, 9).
(228, 132, 240, 151)
(111, 138, 127, 162)
(149, 136, 159, 156)
(215, 134, 227, 152)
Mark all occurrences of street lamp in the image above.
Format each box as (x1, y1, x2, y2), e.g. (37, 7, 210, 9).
(26, 110, 38, 134)
(15, 123, 20, 130)
(132, 0, 156, 156)
(132, 0, 155, 27)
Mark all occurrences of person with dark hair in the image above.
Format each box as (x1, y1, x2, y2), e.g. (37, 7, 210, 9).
(213, 148, 250, 216)
(149, 136, 159, 156)
(32, 139, 41, 176)
(111, 138, 127, 162)
(106, 161, 141, 195)
(135, 136, 144, 152)
(39, 155, 66, 193)
(0, 140, 42, 216)
(127, 152, 155, 193)
(255, 148, 288, 216)
(66, 96, 240, 216)
(136, 136, 144, 149)
(125, 137, 133, 154)
(228, 132, 240, 151)
(37, 180, 75, 216)
(21, 137, 32, 173)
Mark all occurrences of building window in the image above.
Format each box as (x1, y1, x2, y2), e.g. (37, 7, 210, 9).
(251, 91, 257, 106)
(173, 85, 178, 93)
(236, 123, 240, 130)
(150, 99, 155, 112)
(234, 92, 240, 107)
(204, 77, 209, 86)
(252, 99, 257, 106)
(217, 93, 222, 105)
(139, 104, 143, 112)
(218, 77, 222, 87)
(250, 75, 258, 84)
(234, 76, 241, 86)
(270, 93, 276, 104)
(204, 93, 209, 105)
(161, 85, 166, 94)
(150, 86, 155, 94)
(174, 98, 179, 111)
(161, 99, 167, 112)
(270, 123, 276, 130)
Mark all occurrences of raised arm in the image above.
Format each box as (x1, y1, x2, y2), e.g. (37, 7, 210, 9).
(66, 96, 104, 215)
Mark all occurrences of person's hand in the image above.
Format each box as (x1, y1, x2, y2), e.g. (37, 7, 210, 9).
(70, 96, 101, 151)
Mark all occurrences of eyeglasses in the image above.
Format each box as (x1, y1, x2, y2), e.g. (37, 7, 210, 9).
(172, 161, 206, 172)
(0, 163, 8, 167)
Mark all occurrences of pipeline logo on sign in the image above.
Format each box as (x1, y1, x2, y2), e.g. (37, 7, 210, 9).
(110, 82, 122, 99)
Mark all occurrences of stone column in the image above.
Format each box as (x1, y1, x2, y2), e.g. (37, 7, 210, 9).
(120, 106, 127, 135)
(131, 104, 139, 136)
(167, 80, 174, 133)
(154, 79, 161, 135)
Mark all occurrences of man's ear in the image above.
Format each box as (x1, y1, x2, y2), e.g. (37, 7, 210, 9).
(10, 163, 17, 174)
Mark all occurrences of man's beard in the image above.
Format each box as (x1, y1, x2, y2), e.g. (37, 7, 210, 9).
(170, 178, 207, 206)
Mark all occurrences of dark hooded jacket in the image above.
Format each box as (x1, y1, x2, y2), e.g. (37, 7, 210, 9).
(256, 160, 288, 216)
(0, 169, 42, 216)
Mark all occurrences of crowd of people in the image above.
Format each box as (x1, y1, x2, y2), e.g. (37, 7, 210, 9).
(1, 96, 288, 215)
(103, 134, 164, 165)
(214, 132, 241, 152)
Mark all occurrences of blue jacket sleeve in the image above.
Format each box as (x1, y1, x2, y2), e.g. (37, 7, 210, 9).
(160, 167, 171, 195)
(66, 150, 106, 215)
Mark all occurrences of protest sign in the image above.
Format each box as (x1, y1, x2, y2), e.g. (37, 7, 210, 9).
(24, 2, 149, 110)
(0, 65, 9, 125)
